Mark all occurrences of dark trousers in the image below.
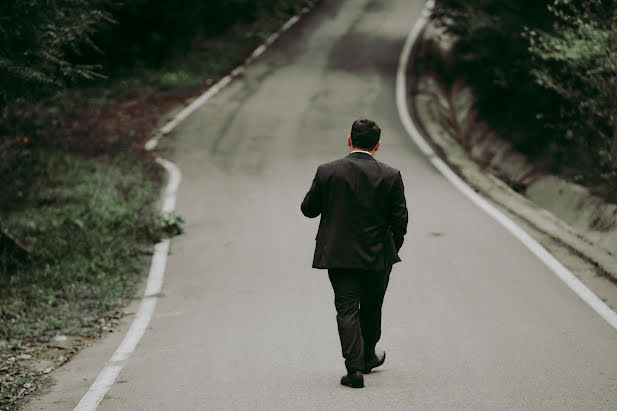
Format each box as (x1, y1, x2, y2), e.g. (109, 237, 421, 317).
(328, 267, 391, 372)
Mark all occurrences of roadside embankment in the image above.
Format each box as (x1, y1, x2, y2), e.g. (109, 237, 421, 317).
(409, 21, 617, 280)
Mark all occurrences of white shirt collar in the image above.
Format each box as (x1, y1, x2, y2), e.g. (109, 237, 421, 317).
(351, 150, 373, 156)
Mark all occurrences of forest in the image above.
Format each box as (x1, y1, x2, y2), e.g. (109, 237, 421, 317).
(433, 0, 617, 202)
(0, 0, 312, 208)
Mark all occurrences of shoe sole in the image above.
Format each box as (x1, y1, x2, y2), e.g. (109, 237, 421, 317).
(341, 380, 364, 388)
(340, 375, 364, 388)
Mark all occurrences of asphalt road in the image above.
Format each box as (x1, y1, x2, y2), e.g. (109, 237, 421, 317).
(26, 0, 617, 409)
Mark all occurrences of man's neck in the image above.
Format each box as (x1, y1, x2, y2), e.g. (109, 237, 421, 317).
(351, 149, 373, 156)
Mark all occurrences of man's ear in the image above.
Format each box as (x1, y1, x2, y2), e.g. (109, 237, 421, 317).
(347, 135, 352, 147)
(374, 141, 381, 152)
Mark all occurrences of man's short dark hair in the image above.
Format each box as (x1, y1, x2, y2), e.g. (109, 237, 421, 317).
(350, 119, 381, 150)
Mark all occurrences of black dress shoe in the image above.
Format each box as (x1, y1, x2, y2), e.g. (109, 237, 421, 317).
(340, 371, 364, 388)
(364, 349, 386, 373)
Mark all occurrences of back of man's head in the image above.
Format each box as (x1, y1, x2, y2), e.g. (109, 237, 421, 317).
(350, 119, 381, 150)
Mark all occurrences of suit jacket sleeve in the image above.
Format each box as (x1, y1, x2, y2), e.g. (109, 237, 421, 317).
(389, 171, 408, 251)
(301, 167, 322, 218)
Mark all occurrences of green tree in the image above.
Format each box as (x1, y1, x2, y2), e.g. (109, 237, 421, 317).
(432, 0, 617, 198)
(431, 0, 556, 155)
(527, 0, 617, 182)
(0, 0, 114, 106)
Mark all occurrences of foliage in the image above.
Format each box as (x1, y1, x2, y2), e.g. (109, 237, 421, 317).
(0, 0, 314, 106)
(83, 0, 313, 73)
(0, 0, 114, 210)
(0, 0, 114, 105)
(526, 0, 617, 184)
(150, 213, 186, 240)
(431, 0, 555, 154)
(432, 0, 617, 200)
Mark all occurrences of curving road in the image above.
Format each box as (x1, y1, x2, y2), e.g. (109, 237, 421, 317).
(26, 0, 617, 409)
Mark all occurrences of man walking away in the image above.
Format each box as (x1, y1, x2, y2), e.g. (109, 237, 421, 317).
(301, 119, 408, 388)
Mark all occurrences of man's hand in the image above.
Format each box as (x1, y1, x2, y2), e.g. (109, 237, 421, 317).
(389, 171, 408, 250)
(301, 167, 322, 218)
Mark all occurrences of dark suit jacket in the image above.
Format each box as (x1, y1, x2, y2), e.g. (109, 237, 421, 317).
(301, 152, 408, 271)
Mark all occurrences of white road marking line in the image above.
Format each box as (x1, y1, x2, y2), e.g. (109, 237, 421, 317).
(74, 9, 311, 411)
(74, 163, 178, 411)
(160, 75, 233, 136)
(251, 45, 268, 60)
(145, 9, 307, 151)
(73, 365, 123, 411)
(397, 0, 617, 332)
(281, 15, 301, 32)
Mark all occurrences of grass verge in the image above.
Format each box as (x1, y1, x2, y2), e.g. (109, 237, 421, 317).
(1, 152, 163, 340)
(0, 151, 173, 407)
